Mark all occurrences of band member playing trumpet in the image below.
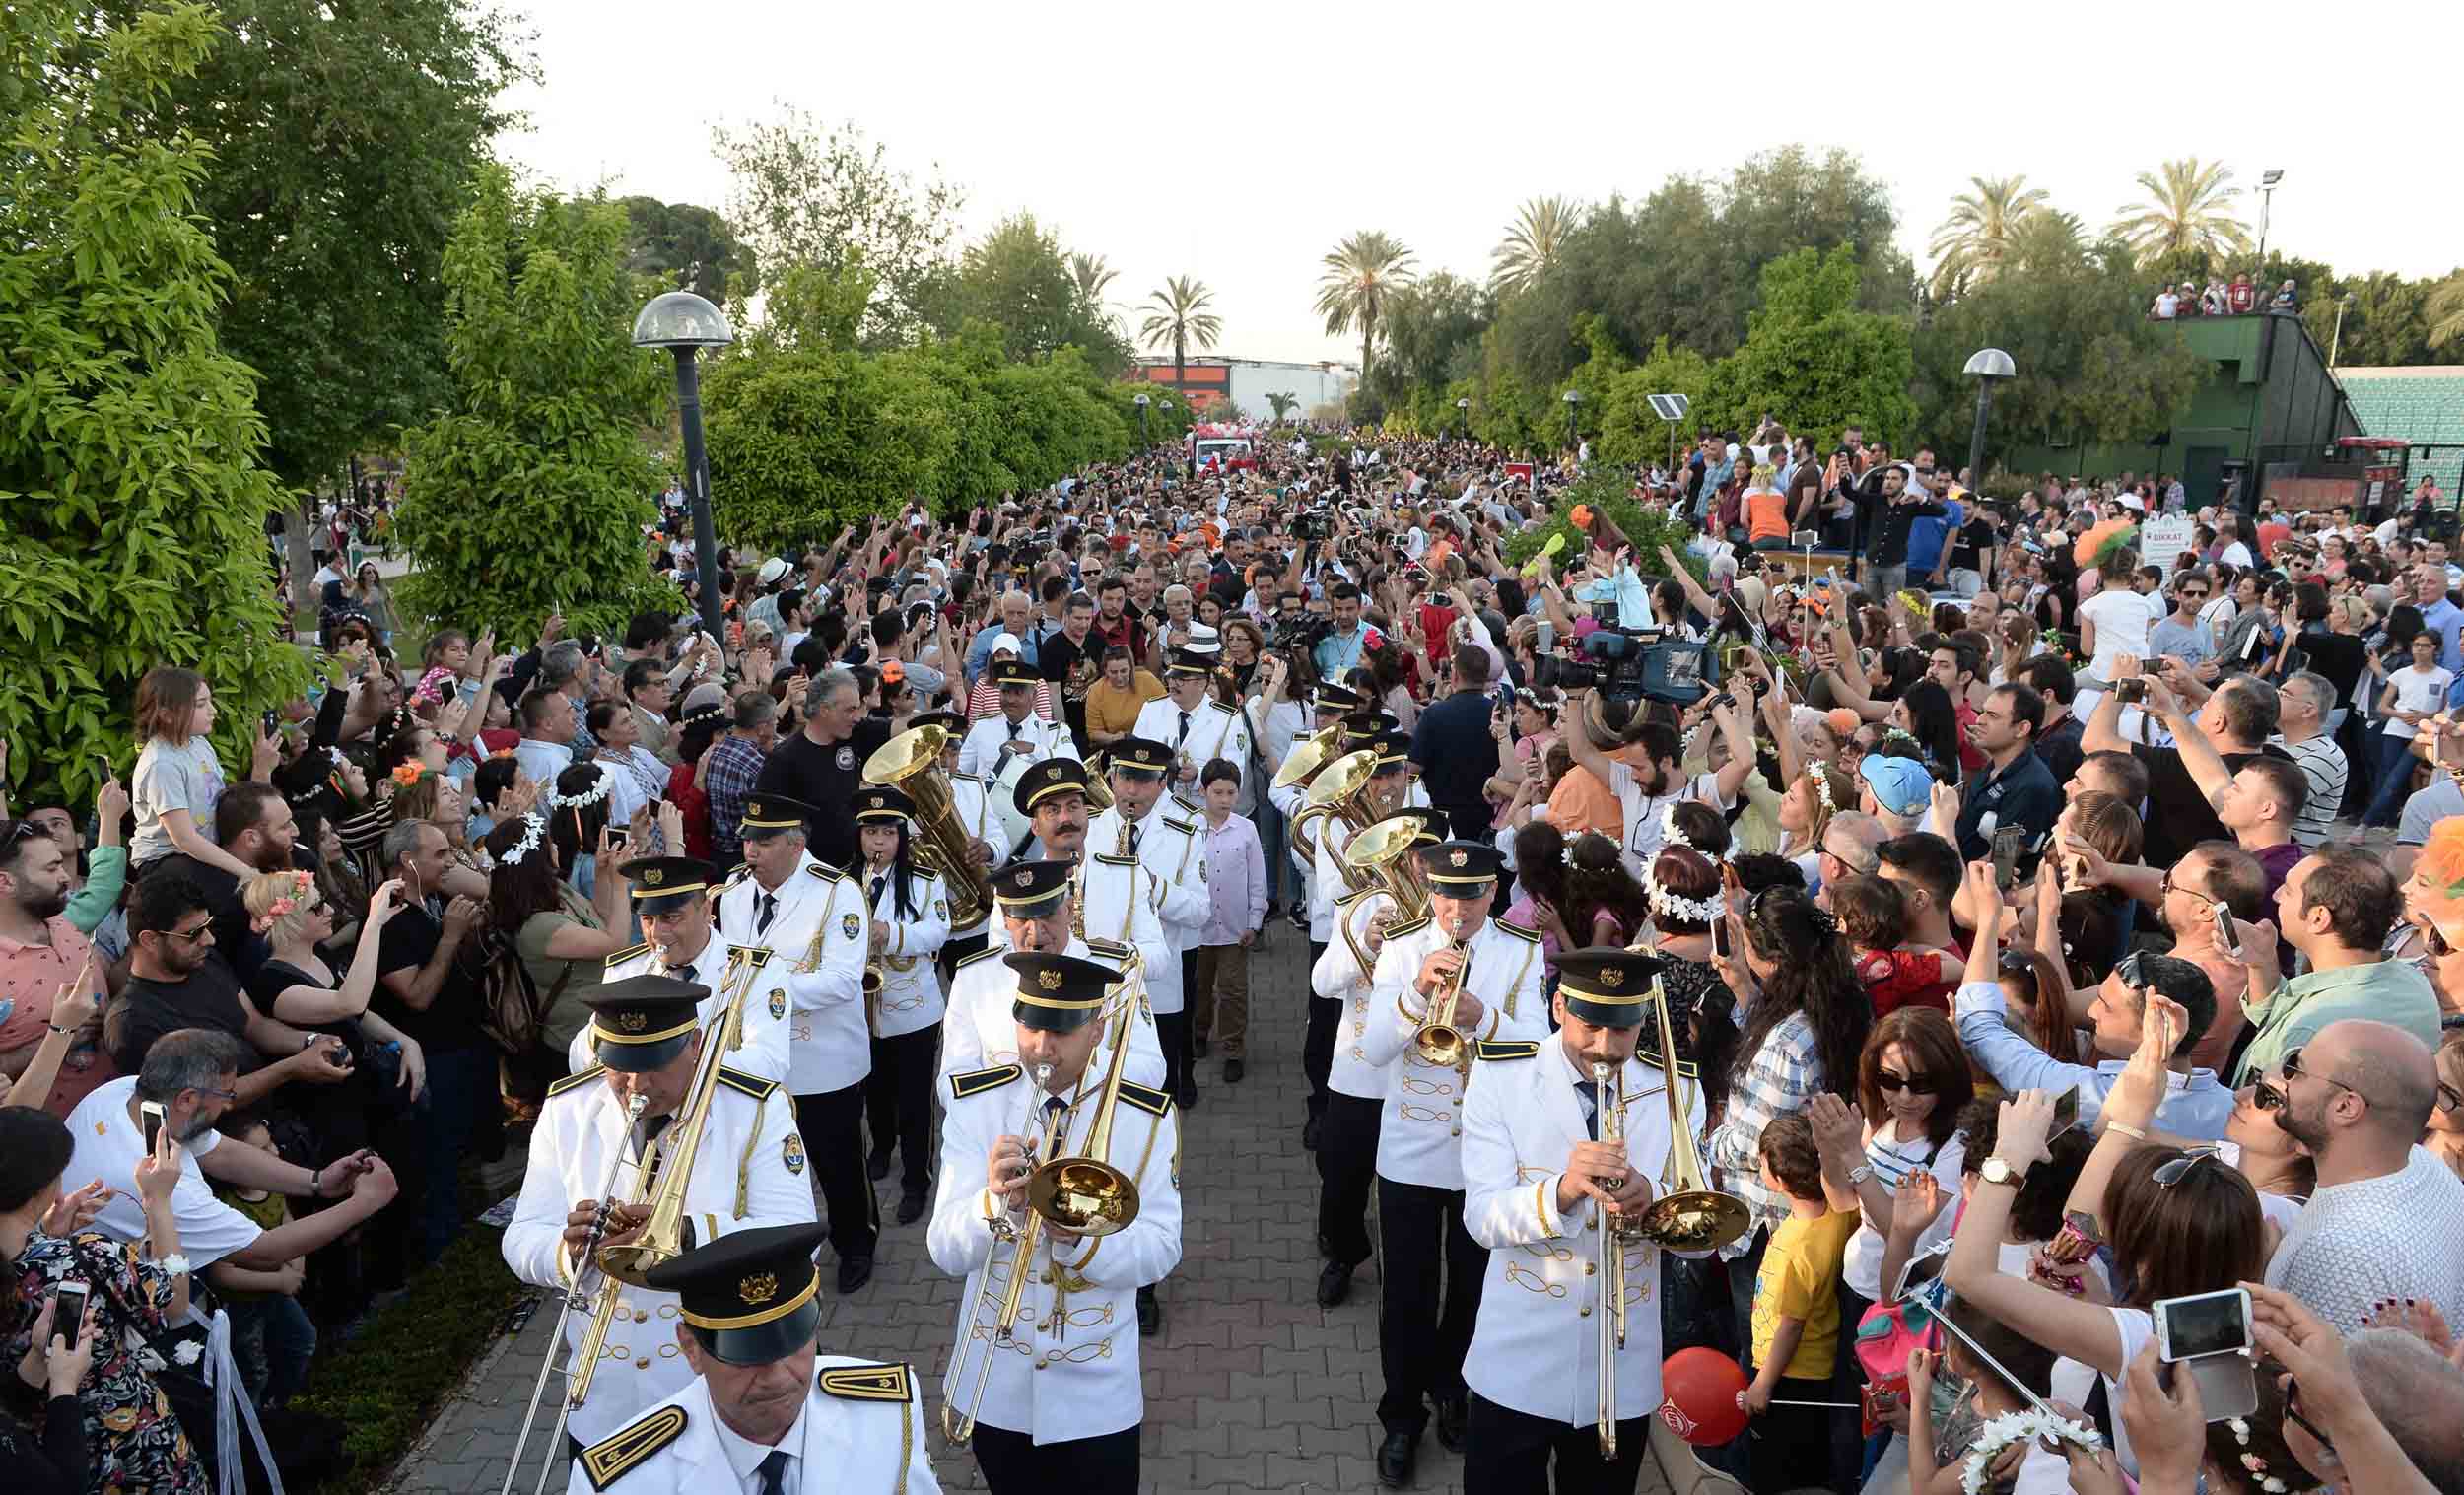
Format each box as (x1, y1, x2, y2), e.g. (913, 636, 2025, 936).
(588, 856, 790, 1083)
(927, 953, 1182, 1495)
(850, 785, 951, 1226)
(567, 1223, 939, 1493)
(709, 795, 876, 1294)
(1458, 948, 1708, 1495)
(1364, 839, 1546, 1487)
(504, 977, 815, 1449)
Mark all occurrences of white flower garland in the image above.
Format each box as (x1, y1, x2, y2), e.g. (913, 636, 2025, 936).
(1960, 1408, 2102, 1493)
(2227, 1415, 2291, 1493)
(498, 813, 547, 867)
(1660, 803, 1695, 852)
(551, 762, 614, 811)
(1810, 768, 1837, 816)
(1645, 872, 1724, 927)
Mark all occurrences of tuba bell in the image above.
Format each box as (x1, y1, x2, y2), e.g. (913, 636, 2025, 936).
(1270, 722, 1346, 861)
(1342, 814, 1434, 924)
(863, 724, 994, 930)
(1293, 748, 1384, 893)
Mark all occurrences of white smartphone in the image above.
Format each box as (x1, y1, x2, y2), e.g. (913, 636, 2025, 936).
(138, 1100, 167, 1153)
(1792, 530, 1820, 549)
(2153, 1288, 2259, 1421)
(53, 1279, 90, 1332)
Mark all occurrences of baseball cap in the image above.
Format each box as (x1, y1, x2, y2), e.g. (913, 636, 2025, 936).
(1858, 755, 1935, 818)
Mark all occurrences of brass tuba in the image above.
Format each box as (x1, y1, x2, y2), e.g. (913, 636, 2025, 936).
(1270, 722, 1346, 861)
(1635, 975, 1751, 1254)
(1293, 748, 1384, 894)
(1342, 815, 1433, 925)
(863, 724, 994, 930)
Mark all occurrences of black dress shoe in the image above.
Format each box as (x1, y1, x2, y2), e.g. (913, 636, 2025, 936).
(836, 1256, 874, 1295)
(1176, 1084, 1198, 1110)
(1287, 905, 1308, 931)
(1434, 1394, 1469, 1452)
(1223, 1058, 1245, 1083)
(1317, 1261, 1353, 1308)
(1193, 1035, 1210, 1059)
(1136, 1285, 1160, 1337)
(866, 1151, 892, 1183)
(1377, 1429, 1417, 1488)
(1302, 1116, 1321, 1151)
(896, 1189, 927, 1226)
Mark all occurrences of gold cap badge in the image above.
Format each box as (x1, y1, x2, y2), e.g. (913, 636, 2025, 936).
(739, 1273, 778, 1306)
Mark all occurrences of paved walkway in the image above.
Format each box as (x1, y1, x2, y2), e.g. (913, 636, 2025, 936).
(391, 923, 1679, 1495)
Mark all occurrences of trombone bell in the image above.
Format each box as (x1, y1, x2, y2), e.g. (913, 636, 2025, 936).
(1638, 975, 1752, 1256)
(1026, 1158, 1139, 1238)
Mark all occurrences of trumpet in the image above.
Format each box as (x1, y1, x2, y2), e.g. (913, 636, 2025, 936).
(1635, 976, 1751, 1254)
(1410, 938, 1472, 1071)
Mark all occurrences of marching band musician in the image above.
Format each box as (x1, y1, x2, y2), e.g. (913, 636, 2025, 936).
(849, 786, 951, 1227)
(985, 760, 1171, 981)
(1363, 840, 1547, 1488)
(583, 857, 790, 1083)
(1307, 806, 1446, 1309)
(1458, 948, 1708, 1495)
(709, 793, 878, 1295)
(959, 658, 1080, 854)
(568, 1223, 939, 1494)
(1130, 648, 1249, 813)
(1299, 723, 1415, 1148)
(1271, 680, 1366, 1150)
(927, 952, 1183, 1495)
(907, 709, 999, 974)
(1083, 735, 1207, 1107)
(504, 977, 817, 1451)
(938, 858, 1165, 1091)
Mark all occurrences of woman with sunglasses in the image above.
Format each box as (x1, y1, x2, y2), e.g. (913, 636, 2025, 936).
(1808, 1007, 1972, 1343)
(2424, 1030, 2464, 1181)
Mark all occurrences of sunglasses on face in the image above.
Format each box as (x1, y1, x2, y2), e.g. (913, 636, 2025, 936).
(1876, 1069, 1937, 1096)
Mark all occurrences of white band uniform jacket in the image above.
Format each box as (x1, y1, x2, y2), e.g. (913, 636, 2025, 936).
(979, 849, 1172, 1007)
(935, 937, 1167, 1092)
(1364, 915, 1547, 1189)
(504, 1067, 818, 1445)
(926, 1063, 1183, 1445)
(566, 1356, 941, 1494)
(582, 930, 794, 1087)
(1130, 695, 1248, 808)
(715, 854, 870, 1096)
(957, 714, 1080, 853)
(857, 864, 951, 1039)
(1311, 888, 1402, 1102)
(1084, 800, 1207, 1016)
(1461, 1042, 1709, 1426)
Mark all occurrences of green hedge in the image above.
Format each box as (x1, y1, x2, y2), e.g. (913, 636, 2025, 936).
(1502, 469, 1708, 585)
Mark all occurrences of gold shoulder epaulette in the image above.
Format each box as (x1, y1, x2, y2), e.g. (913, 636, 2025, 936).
(577, 1404, 686, 1490)
(914, 865, 942, 883)
(1093, 851, 1138, 867)
(715, 1067, 777, 1102)
(950, 770, 988, 785)
(546, 1065, 604, 1100)
(603, 942, 650, 968)
(949, 1063, 1022, 1100)
(1474, 1040, 1540, 1061)
(1162, 815, 1198, 837)
(1639, 1048, 1700, 1080)
(1383, 914, 1432, 940)
(1116, 1079, 1173, 1116)
(1204, 697, 1240, 716)
(817, 1362, 915, 1403)
(1334, 886, 1377, 908)
(1492, 919, 1540, 943)
(954, 943, 1008, 973)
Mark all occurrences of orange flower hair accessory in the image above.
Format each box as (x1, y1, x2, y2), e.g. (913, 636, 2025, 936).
(1569, 504, 1595, 532)
(2414, 818, 2464, 939)
(391, 762, 430, 789)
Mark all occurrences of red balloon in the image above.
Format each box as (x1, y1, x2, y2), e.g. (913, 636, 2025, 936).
(1657, 1346, 1749, 1446)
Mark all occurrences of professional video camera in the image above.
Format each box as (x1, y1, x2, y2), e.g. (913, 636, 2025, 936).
(1294, 510, 1334, 543)
(1532, 607, 1710, 707)
(1266, 611, 1333, 657)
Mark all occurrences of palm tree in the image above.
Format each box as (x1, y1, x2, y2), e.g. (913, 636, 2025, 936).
(2108, 158, 2252, 268)
(1489, 196, 1576, 297)
(1068, 252, 1117, 306)
(1137, 276, 1222, 396)
(1315, 231, 1417, 384)
(1265, 391, 1299, 424)
(2428, 272, 2464, 351)
(1927, 175, 2050, 298)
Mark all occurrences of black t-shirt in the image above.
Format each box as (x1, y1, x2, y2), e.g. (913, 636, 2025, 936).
(752, 719, 893, 873)
(1947, 517, 1995, 572)
(2297, 631, 2367, 709)
(109, 964, 253, 1076)
(2130, 741, 2293, 870)
(375, 905, 488, 1050)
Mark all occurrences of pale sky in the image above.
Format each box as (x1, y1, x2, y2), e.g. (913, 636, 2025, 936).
(498, 0, 2462, 368)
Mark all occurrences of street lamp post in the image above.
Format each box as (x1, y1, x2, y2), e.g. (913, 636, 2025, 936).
(1562, 389, 1582, 460)
(1135, 391, 1151, 449)
(1962, 348, 2016, 497)
(2330, 292, 2355, 368)
(633, 290, 734, 642)
(2256, 169, 2284, 273)
(1455, 396, 1471, 442)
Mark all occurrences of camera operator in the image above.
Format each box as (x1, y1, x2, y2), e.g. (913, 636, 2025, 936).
(1553, 681, 1753, 877)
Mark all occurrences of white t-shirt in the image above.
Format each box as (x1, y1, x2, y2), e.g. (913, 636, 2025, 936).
(2219, 541, 2255, 570)
(1606, 761, 1730, 879)
(1840, 1126, 1967, 1299)
(2079, 589, 2153, 679)
(63, 1077, 258, 1272)
(2383, 664, 2453, 740)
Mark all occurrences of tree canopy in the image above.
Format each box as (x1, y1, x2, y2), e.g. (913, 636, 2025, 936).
(621, 197, 758, 305)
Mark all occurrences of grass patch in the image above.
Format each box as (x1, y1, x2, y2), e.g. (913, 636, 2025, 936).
(292, 1225, 525, 1489)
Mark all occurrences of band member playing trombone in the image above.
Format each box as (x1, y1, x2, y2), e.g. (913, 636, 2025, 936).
(583, 856, 791, 1083)
(938, 857, 1164, 1090)
(1363, 839, 1546, 1488)
(567, 1223, 938, 1493)
(1458, 948, 1710, 1495)
(504, 976, 815, 1450)
(927, 952, 1182, 1495)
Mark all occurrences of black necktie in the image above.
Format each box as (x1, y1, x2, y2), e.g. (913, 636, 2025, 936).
(1041, 1094, 1068, 1151)
(1575, 1080, 1600, 1141)
(756, 892, 778, 936)
(632, 1111, 674, 1163)
(1007, 719, 1023, 742)
(756, 1449, 789, 1495)
(868, 873, 886, 910)
(1175, 711, 1192, 748)
(1126, 822, 1141, 856)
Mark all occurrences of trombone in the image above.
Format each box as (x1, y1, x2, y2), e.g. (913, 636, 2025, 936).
(1593, 1060, 1638, 1459)
(943, 975, 1145, 1445)
(1635, 975, 1751, 1254)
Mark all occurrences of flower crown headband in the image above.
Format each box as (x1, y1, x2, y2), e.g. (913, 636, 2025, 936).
(248, 869, 317, 934)
(498, 813, 547, 867)
(550, 763, 614, 812)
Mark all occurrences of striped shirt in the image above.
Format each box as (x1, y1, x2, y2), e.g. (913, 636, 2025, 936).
(2270, 732, 2348, 849)
(1706, 1010, 1824, 1259)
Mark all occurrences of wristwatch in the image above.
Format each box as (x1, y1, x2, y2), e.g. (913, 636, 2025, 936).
(1978, 1156, 2028, 1187)
(1845, 1164, 1875, 1187)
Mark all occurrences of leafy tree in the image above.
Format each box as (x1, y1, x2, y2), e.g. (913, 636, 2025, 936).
(702, 349, 958, 552)
(1138, 276, 1222, 392)
(947, 214, 1129, 374)
(1928, 175, 2050, 298)
(1265, 392, 1300, 423)
(1315, 230, 1417, 383)
(2299, 271, 2433, 368)
(393, 167, 677, 641)
(0, 0, 310, 808)
(2109, 158, 2251, 267)
(621, 196, 758, 304)
(1068, 252, 1118, 307)
(1709, 247, 1916, 446)
(713, 110, 964, 347)
(1368, 270, 1490, 408)
(1490, 195, 1578, 297)
(1598, 338, 1715, 468)
(2430, 272, 2464, 352)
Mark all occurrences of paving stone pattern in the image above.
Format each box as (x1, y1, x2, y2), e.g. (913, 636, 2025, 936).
(391, 924, 1675, 1494)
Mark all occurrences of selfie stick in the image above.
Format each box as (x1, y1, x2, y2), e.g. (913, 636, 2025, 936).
(1903, 1270, 2063, 1420)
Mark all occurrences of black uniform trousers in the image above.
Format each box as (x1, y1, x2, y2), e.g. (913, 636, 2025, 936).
(1316, 1091, 1381, 1267)
(1463, 1393, 1654, 1495)
(972, 1423, 1138, 1495)
(1155, 1011, 1190, 1100)
(1376, 1176, 1487, 1434)
(862, 1026, 937, 1193)
(1301, 953, 1337, 1121)
(791, 1082, 877, 1264)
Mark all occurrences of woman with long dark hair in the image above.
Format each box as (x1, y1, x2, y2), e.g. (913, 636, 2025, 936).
(1890, 679, 1964, 784)
(483, 811, 626, 1098)
(852, 788, 950, 1223)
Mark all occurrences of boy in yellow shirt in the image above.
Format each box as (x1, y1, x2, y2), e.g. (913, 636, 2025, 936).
(1745, 1114, 1858, 1492)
